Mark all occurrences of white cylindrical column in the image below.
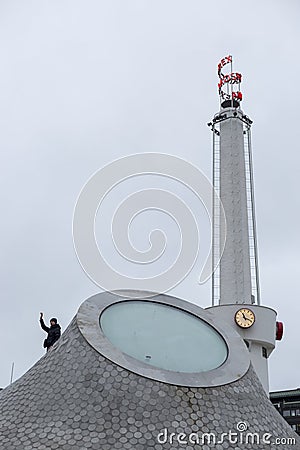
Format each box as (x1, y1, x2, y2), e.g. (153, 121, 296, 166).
(218, 108, 252, 305)
(207, 304, 277, 393)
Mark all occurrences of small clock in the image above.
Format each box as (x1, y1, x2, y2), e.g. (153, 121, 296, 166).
(235, 308, 255, 329)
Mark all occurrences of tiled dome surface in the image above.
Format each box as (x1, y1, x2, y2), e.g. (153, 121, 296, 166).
(0, 314, 299, 450)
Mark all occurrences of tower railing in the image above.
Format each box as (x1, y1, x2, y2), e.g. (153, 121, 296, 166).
(212, 123, 221, 306)
(243, 124, 261, 305)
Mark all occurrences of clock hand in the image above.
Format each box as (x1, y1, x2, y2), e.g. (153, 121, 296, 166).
(242, 312, 252, 322)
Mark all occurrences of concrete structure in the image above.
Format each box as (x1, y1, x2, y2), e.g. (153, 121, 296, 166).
(218, 108, 252, 305)
(0, 56, 298, 449)
(208, 56, 278, 393)
(207, 303, 276, 394)
(210, 55, 260, 307)
(0, 291, 299, 450)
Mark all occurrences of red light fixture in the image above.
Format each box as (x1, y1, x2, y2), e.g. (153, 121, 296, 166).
(276, 321, 284, 341)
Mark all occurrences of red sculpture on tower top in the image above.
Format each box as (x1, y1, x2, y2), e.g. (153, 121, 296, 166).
(217, 55, 243, 107)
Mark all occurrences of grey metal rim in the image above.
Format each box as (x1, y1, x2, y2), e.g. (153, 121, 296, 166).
(77, 290, 250, 387)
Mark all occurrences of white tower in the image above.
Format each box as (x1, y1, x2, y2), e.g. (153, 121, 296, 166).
(207, 56, 283, 393)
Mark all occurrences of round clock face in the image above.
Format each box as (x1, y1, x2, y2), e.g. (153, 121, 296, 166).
(235, 308, 255, 328)
(100, 301, 228, 373)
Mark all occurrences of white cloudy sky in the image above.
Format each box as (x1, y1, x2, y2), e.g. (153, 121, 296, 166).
(0, 0, 299, 391)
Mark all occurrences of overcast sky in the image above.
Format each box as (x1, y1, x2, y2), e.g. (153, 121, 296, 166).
(0, 1, 299, 391)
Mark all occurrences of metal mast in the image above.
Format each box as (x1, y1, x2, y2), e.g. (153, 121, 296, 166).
(209, 56, 260, 307)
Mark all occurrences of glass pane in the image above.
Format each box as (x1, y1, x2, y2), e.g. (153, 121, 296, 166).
(100, 301, 228, 373)
(283, 410, 290, 417)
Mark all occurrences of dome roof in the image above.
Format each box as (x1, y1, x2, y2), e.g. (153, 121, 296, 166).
(0, 292, 298, 449)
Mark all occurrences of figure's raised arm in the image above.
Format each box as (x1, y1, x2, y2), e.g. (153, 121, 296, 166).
(39, 313, 49, 332)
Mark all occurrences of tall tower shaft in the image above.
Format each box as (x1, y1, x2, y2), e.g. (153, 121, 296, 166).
(207, 56, 278, 393)
(210, 56, 260, 306)
(219, 111, 252, 305)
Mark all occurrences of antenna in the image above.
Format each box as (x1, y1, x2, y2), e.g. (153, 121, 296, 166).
(10, 362, 15, 385)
